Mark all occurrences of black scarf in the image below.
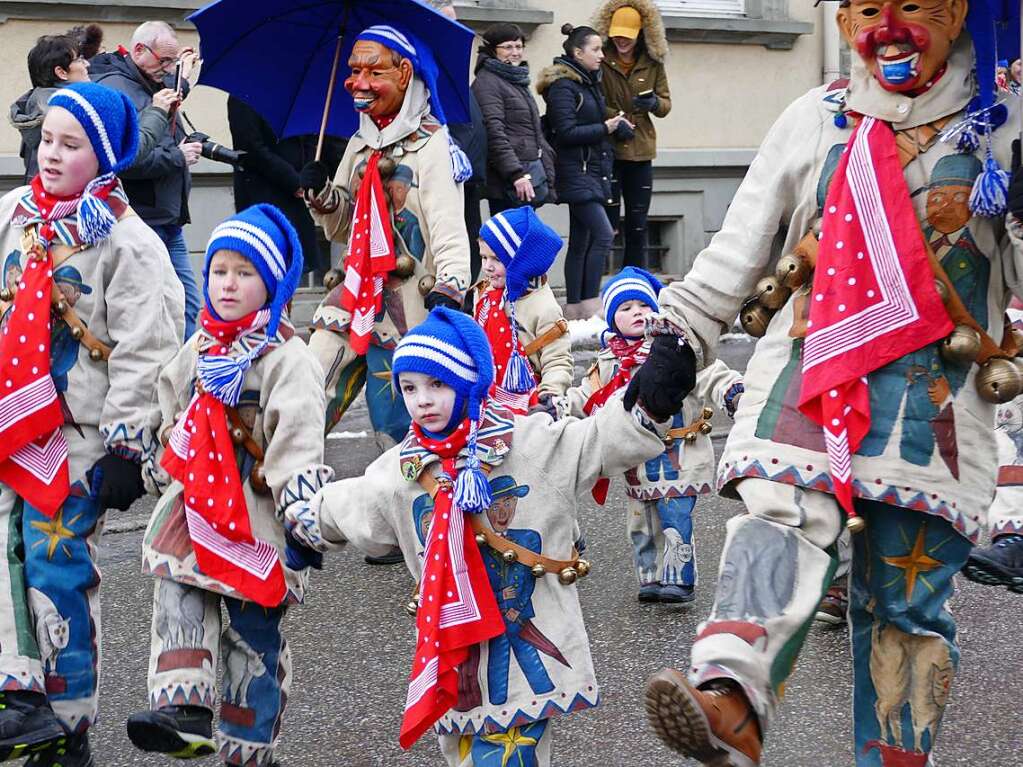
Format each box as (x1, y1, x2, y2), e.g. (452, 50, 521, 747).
(481, 55, 531, 87)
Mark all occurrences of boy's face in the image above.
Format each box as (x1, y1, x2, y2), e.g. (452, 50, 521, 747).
(480, 241, 507, 291)
(614, 299, 652, 338)
(38, 107, 100, 198)
(207, 249, 269, 321)
(398, 372, 457, 432)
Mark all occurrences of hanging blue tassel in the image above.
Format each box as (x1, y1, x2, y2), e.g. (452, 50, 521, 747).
(500, 298, 534, 394)
(76, 175, 117, 244)
(454, 422, 493, 514)
(956, 127, 981, 154)
(197, 345, 262, 407)
(448, 139, 473, 184)
(833, 113, 848, 130)
(969, 152, 1010, 217)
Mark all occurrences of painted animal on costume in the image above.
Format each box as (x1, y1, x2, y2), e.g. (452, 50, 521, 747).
(996, 402, 1023, 464)
(27, 587, 70, 672)
(662, 527, 693, 583)
(155, 578, 207, 649)
(223, 627, 267, 708)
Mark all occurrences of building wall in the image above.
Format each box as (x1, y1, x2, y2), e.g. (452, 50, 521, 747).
(0, 1, 835, 284)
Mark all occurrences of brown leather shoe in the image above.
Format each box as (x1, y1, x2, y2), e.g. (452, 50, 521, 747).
(645, 667, 763, 767)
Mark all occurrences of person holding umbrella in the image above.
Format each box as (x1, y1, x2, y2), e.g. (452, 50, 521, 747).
(299, 25, 472, 461)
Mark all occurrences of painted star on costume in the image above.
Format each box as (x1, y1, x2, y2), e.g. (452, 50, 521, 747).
(371, 360, 398, 402)
(478, 727, 539, 767)
(30, 508, 80, 560)
(882, 523, 944, 602)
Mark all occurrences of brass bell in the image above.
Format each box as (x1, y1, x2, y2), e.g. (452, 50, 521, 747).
(392, 254, 416, 279)
(418, 274, 437, 297)
(575, 559, 591, 578)
(755, 275, 791, 311)
(88, 347, 104, 362)
(405, 596, 419, 617)
(0, 288, 12, 302)
(702, 407, 714, 421)
(938, 325, 981, 365)
(739, 297, 773, 338)
(976, 357, 1023, 403)
(531, 563, 546, 578)
(846, 516, 866, 534)
(322, 268, 343, 291)
(230, 427, 246, 445)
(70, 325, 84, 340)
(501, 549, 518, 563)
(475, 533, 488, 546)
(558, 567, 578, 585)
(933, 279, 950, 304)
(775, 253, 811, 290)
(699, 421, 713, 435)
(250, 461, 270, 495)
(377, 156, 397, 179)
(1011, 328, 1023, 355)
(684, 432, 698, 443)
(56, 300, 68, 315)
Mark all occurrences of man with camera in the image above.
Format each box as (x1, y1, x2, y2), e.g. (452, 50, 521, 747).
(90, 20, 201, 339)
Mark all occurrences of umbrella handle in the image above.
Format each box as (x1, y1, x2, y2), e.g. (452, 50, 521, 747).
(316, 34, 344, 162)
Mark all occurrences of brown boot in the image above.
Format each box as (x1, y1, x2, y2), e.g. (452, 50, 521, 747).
(645, 668, 763, 767)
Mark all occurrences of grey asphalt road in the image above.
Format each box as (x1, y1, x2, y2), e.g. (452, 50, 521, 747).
(90, 337, 1023, 766)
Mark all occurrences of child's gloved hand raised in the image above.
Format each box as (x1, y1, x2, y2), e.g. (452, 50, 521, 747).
(623, 335, 696, 421)
(284, 530, 323, 571)
(88, 454, 145, 511)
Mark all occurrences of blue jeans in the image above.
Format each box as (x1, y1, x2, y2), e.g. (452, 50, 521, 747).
(151, 224, 199, 340)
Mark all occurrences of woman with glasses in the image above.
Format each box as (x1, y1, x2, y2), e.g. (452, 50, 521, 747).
(472, 23, 556, 218)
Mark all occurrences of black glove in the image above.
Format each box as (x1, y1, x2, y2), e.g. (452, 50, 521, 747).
(1008, 139, 1023, 221)
(528, 392, 559, 419)
(424, 290, 461, 312)
(299, 161, 331, 195)
(622, 335, 697, 421)
(632, 92, 659, 113)
(87, 454, 145, 511)
(613, 121, 635, 141)
(284, 530, 323, 571)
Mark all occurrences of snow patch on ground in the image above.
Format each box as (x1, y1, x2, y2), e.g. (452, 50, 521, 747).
(569, 315, 608, 345)
(327, 430, 369, 440)
(721, 332, 754, 343)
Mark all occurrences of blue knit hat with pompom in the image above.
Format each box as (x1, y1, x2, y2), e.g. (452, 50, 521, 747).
(601, 266, 663, 337)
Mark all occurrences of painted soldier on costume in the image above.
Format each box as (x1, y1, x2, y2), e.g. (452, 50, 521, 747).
(625, 1, 1023, 766)
(300, 24, 472, 452)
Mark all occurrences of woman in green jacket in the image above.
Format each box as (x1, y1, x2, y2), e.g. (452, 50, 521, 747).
(594, 0, 672, 270)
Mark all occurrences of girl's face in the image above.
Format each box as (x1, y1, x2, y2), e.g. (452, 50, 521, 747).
(494, 39, 525, 66)
(398, 372, 457, 432)
(612, 36, 637, 58)
(614, 299, 652, 338)
(207, 249, 269, 321)
(574, 35, 605, 71)
(58, 54, 90, 83)
(37, 107, 99, 197)
(480, 241, 507, 290)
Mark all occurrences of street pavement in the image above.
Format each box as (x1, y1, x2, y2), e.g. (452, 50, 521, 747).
(90, 336, 1023, 766)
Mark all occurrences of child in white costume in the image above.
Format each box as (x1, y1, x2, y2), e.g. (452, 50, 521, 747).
(564, 267, 743, 602)
(128, 204, 333, 767)
(286, 306, 686, 766)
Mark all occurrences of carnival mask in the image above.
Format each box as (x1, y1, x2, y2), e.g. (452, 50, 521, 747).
(837, 0, 968, 93)
(345, 40, 413, 119)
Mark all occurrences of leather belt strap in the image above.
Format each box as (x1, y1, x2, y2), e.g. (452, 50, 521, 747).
(49, 283, 112, 362)
(415, 469, 579, 574)
(664, 408, 714, 444)
(225, 406, 265, 461)
(521, 319, 569, 357)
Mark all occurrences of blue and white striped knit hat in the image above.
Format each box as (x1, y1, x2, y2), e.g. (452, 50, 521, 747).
(46, 82, 139, 244)
(602, 266, 663, 337)
(392, 307, 495, 513)
(479, 206, 562, 302)
(355, 24, 473, 182)
(203, 204, 304, 337)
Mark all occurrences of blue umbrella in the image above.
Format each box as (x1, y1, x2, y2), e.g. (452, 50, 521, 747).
(187, 0, 474, 155)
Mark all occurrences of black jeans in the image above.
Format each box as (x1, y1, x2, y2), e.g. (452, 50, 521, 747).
(465, 181, 483, 283)
(565, 200, 613, 304)
(486, 197, 527, 216)
(606, 159, 654, 270)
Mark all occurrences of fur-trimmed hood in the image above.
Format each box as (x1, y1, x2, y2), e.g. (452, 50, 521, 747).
(593, 0, 668, 63)
(536, 58, 591, 96)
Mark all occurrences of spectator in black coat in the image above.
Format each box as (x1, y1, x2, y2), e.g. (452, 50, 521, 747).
(472, 23, 556, 219)
(227, 96, 346, 278)
(538, 23, 632, 319)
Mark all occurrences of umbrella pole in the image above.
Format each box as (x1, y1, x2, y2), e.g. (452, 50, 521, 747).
(315, 34, 344, 162)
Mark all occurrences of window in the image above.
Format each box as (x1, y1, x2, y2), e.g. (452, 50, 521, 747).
(655, 0, 745, 16)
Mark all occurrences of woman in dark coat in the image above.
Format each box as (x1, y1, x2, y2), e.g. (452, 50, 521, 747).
(471, 23, 556, 217)
(538, 24, 632, 319)
(227, 96, 346, 275)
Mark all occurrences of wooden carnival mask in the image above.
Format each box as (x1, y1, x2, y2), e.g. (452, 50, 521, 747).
(836, 0, 969, 93)
(344, 39, 413, 119)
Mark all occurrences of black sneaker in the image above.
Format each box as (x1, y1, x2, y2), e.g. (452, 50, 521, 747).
(126, 706, 215, 759)
(962, 534, 1023, 593)
(24, 733, 92, 767)
(364, 545, 404, 566)
(0, 691, 65, 762)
